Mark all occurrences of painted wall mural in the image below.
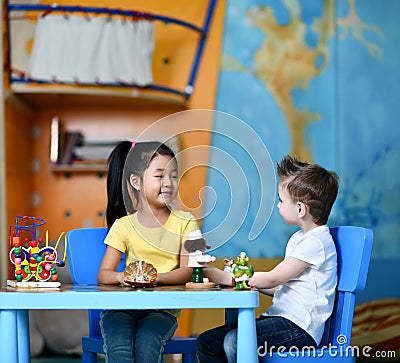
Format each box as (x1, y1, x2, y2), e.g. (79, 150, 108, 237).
(203, 0, 399, 258)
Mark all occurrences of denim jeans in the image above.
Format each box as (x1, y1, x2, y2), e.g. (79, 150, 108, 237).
(196, 315, 316, 363)
(100, 309, 178, 363)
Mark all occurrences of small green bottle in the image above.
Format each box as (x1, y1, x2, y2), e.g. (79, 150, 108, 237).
(192, 267, 203, 283)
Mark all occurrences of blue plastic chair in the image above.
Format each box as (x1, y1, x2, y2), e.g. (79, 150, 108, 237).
(66, 227, 197, 363)
(259, 226, 374, 362)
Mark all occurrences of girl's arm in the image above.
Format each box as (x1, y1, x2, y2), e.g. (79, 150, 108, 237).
(249, 257, 310, 290)
(97, 246, 125, 285)
(202, 266, 234, 286)
(155, 243, 192, 285)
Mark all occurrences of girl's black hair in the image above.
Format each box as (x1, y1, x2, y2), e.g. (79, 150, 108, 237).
(106, 141, 176, 229)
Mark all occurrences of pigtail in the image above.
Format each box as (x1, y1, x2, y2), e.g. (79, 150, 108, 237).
(106, 141, 132, 229)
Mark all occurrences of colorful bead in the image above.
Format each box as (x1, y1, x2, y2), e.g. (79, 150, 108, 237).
(28, 241, 37, 248)
(13, 237, 21, 247)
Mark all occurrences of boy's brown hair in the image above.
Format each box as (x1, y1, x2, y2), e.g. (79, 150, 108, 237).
(277, 155, 339, 225)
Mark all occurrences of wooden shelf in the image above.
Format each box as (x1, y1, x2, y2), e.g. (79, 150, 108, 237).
(49, 163, 108, 174)
(7, 84, 188, 110)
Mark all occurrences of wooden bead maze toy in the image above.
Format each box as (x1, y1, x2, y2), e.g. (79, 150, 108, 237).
(8, 216, 67, 288)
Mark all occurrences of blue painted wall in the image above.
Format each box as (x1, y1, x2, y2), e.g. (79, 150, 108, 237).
(202, 0, 400, 264)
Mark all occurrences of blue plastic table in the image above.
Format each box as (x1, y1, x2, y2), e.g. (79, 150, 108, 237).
(0, 284, 259, 363)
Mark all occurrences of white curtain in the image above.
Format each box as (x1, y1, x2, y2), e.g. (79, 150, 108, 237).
(27, 14, 154, 86)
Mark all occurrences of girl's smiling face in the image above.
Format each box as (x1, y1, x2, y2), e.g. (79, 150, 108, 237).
(141, 154, 178, 208)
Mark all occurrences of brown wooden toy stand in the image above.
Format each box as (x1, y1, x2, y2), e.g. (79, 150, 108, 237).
(185, 281, 216, 289)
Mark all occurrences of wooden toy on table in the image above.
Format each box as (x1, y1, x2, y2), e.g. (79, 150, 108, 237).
(8, 216, 67, 288)
(223, 258, 235, 273)
(184, 230, 216, 289)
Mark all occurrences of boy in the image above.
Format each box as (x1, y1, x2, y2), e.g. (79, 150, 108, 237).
(197, 155, 339, 362)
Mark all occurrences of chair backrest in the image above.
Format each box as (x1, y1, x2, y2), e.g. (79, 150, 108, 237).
(67, 227, 126, 338)
(319, 226, 374, 347)
(66, 227, 125, 285)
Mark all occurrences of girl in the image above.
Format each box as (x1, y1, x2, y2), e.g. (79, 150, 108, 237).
(97, 141, 198, 363)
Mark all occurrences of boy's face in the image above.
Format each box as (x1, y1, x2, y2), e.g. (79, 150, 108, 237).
(277, 183, 299, 226)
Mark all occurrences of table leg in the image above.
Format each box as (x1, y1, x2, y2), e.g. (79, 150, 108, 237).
(0, 309, 18, 362)
(17, 310, 30, 363)
(237, 307, 257, 363)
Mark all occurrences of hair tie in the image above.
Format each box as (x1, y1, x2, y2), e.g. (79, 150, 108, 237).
(131, 141, 136, 149)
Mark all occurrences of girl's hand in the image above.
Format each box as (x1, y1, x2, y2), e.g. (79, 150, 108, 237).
(97, 246, 126, 285)
(202, 267, 233, 286)
(118, 272, 131, 286)
(154, 267, 192, 285)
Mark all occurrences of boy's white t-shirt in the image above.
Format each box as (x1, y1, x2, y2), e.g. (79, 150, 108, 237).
(263, 225, 337, 345)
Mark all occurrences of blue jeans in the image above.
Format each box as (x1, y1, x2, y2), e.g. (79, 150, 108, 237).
(196, 315, 316, 363)
(100, 309, 178, 363)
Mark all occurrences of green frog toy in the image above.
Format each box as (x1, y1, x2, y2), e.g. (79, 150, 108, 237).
(232, 251, 254, 290)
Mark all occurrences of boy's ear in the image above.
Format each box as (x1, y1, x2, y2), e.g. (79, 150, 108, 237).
(297, 202, 308, 218)
(130, 174, 140, 190)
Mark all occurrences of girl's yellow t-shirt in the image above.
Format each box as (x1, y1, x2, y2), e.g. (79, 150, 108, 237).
(105, 208, 199, 273)
(104, 209, 199, 318)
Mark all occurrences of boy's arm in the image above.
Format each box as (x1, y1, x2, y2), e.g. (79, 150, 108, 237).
(249, 257, 310, 290)
(257, 287, 279, 296)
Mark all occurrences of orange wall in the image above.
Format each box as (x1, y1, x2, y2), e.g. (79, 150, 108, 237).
(5, 0, 225, 239)
(31, 103, 188, 237)
(5, 102, 34, 229)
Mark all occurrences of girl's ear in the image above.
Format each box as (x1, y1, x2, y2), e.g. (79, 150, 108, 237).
(297, 202, 308, 218)
(130, 174, 140, 191)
